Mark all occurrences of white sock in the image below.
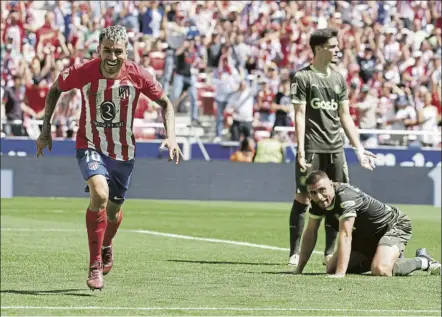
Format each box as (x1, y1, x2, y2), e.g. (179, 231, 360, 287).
(419, 257, 429, 270)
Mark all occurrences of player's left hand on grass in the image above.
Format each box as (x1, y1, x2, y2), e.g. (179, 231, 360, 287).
(160, 138, 183, 164)
(36, 131, 53, 158)
(355, 147, 377, 171)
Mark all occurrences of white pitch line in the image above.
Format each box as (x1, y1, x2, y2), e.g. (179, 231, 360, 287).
(1, 227, 321, 255)
(0, 306, 440, 313)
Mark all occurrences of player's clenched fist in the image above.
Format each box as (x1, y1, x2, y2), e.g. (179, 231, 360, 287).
(36, 131, 52, 158)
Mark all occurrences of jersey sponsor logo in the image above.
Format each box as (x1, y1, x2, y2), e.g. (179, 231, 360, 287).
(100, 101, 116, 121)
(311, 98, 338, 110)
(62, 69, 70, 81)
(93, 100, 125, 128)
(340, 200, 356, 208)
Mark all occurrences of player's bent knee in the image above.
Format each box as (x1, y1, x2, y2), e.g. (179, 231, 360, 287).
(371, 263, 393, 277)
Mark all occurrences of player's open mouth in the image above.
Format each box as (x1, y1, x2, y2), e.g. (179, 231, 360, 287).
(106, 60, 119, 68)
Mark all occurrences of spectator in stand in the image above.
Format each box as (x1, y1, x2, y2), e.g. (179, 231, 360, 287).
(161, 8, 187, 95)
(1, 74, 26, 136)
(229, 137, 256, 163)
(0, 0, 440, 146)
(356, 85, 379, 147)
(415, 92, 441, 147)
(271, 80, 292, 128)
(171, 37, 200, 125)
(226, 77, 258, 141)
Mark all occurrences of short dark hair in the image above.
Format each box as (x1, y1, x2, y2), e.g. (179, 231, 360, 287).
(309, 28, 338, 56)
(305, 170, 329, 186)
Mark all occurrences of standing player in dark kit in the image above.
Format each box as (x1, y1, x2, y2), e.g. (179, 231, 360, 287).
(295, 171, 441, 277)
(35, 26, 182, 290)
(289, 28, 376, 266)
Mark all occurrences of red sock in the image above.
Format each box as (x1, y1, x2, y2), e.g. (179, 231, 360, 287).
(103, 210, 123, 247)
(86, 208, 107, 265)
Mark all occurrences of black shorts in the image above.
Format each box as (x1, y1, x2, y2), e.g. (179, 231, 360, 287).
(296, 152, 349, 193)
(352, 209, 412, 260)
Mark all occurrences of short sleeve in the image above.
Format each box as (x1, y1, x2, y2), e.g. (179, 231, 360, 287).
(57, 64, 83, 92)
(337, 189, 363, 221)
(139, 67, 164, 101)
(309, 203, 325, 220)
(291, 73, 307, 105)
(338, 74, 348, 104)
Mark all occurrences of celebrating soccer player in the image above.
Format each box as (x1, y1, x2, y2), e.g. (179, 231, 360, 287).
(35, 26, 182, 290)
(294, 170, 441, 277)
(289, 28, 376, 267)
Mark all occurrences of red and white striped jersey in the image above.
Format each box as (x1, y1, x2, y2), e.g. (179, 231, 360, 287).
(57, 58, 163, 161)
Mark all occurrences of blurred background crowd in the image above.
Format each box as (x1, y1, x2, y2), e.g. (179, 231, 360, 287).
(1, 0, 441, 152)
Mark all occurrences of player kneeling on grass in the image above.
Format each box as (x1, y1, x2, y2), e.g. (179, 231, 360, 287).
(294, 170, 441, 277)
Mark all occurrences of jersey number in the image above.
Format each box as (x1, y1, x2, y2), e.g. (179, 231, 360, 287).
(85, 150, 101, 163)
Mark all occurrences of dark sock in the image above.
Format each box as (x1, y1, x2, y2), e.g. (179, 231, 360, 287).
(103, 210, 123, 247)
(86, 208, 107, 266)
(289, 200, 308, 256)
(392, 258, 422, 276)
(324, 221, 338, 256)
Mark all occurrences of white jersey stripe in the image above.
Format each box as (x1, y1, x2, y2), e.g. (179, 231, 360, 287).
(96, 79, 109, 156)
(126, 83, 136, 159)
(81, 83, 95, 149)
(111, 80, 123, 160)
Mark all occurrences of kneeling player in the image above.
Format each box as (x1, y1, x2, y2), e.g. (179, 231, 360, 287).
(295, 170, 441, 277)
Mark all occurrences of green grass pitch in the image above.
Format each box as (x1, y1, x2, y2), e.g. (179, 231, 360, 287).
(1, 197, 441, 316)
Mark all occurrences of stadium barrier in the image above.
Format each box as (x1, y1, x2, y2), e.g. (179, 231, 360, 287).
(2, 137, 441, 167)
(1, 156, 440, 206)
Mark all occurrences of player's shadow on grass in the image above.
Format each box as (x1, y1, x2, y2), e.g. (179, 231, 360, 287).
(168, 259, 279, 266)
(1, 289, 94, 297)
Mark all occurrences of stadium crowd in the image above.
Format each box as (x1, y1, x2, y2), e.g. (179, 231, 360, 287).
(1, 0, 441, 148)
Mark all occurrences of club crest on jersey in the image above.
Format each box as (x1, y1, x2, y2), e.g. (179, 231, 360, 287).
(119, 86, 130, 100)
(88, 161, 99, 171)
(334, 84, 341, 94)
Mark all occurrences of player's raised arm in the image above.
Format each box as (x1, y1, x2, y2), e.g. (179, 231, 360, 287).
(339, 100, 376, 170)
(333, 216, 356, 277)
(295, 216, 322, 274)
(36, 80, 62, 157)
(154, 93, 183, 164)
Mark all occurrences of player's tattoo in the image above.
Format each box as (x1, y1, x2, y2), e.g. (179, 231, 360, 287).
(41, 85, 62, 135)
(155, 94, 176, 138)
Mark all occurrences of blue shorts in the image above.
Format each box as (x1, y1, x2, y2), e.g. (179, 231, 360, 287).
(76, 149, 135, 205)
